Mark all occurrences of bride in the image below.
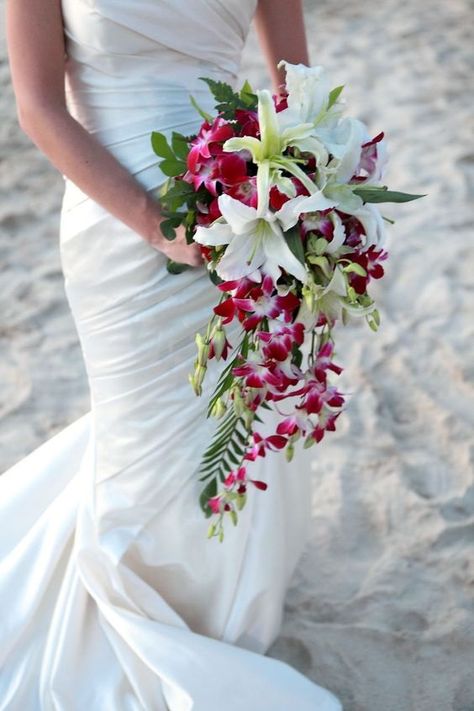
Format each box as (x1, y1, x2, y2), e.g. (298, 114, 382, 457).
(1, 0, 343, 708)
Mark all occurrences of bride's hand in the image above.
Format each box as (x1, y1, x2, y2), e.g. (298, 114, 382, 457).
(149, 222, 205, 268)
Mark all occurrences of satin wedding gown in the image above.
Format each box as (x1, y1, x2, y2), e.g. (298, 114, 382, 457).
(0, 1, 342, 709)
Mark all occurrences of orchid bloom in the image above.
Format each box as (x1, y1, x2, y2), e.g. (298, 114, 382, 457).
(244, 432, 287, 462)
(231, 273, 301, 330)
(193, 193, 308, 284)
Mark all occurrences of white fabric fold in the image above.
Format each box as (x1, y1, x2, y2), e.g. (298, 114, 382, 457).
(0, 1, 342, 708)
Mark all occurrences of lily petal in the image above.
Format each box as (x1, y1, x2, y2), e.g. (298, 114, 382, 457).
(216, 230, 265, 281)
(223, 136, 263, 162)
(263, 226, 308, 284)
(275, 195, 310, 231)
(193, 220, 234, 246)
(325, 212, 346, 254)
(297, 190, 339, 213)
(257, 89, 281, 157)
(217, 194, 258, 234)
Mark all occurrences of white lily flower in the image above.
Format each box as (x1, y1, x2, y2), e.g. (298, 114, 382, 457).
(276, 61, 344, 128)
(193, 194, 308, 284)
(222, 89, 318, 199)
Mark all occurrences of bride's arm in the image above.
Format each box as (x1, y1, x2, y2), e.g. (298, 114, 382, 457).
(5, 0, 202, 265)
(254, 0, 310, 94)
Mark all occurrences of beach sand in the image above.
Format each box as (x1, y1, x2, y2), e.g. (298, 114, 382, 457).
(1, 0, 473, 708)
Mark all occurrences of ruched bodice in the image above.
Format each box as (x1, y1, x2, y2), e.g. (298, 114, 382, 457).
(61, 0, 258, 195)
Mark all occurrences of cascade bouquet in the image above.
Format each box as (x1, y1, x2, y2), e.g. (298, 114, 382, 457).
(151, 61, 424, 542)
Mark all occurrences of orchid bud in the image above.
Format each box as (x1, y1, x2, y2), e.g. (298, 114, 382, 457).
(303, 433, 316, 449)
(188, 372, 201, 396)
(211, 326, 227, 361)
(195, 333, 210, 366)
(236, 492, 247, 511)
(210, 397, 227, 419)
(193, 363, 207, 394)
(285, 442, 294, 462)
(232, 386, 245, 416)
(303, 283, 315, 312)
(243, 408, 255, 430)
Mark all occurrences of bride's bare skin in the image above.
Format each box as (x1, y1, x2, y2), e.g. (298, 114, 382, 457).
(5, 0, 309, 267)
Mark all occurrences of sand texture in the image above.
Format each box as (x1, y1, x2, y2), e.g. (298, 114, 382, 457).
(1, 0, 473, 709)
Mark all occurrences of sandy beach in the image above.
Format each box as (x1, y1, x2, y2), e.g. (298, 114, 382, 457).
(1, 0, 473, 709)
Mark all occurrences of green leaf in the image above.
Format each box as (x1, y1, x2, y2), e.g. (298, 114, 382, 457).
(164, 179, 194, 197)
(239, 79, 258, 107)
(209, 269, 223, 287)
(200, 76, 237, 105)
(353, 186, 427, 203)
(166, 259, 192, 275)
(159, 159, 187, 177)
(160, 219, 178, 240)
(171, 132, 190, 161)
(151, 131, 175, 160)
(328, 85, 344, 109)
(284, 226, 306, 266)
(199, 478, 217, 514)
(189, 94, 214, 123)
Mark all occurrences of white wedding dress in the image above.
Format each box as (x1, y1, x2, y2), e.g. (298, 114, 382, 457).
(0, 1, 342, 709)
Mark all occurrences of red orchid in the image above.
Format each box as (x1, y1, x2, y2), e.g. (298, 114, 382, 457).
(225, 176, 258, 208)
(235, 108, 260, 137)
(310, 411, 342, 443)
(310, 341, 344, 381)
(269, 177, 309, 211)
(337, 212, 365, 249)
(186, 116, 235, 173)
(185, 151, 248, 197)
(222, 465, 267, 492)
(196, 197, 221, 227)
(351, 131, 385, 183)
(244, 431, 287, 461)
(344, 246, 389, 294)
(232, 274, 301, 331)
(232, 355, 286, 390)
(256, 322, 305, 362)
(273, 91, 288, 112)
(298, 380, 345, 415)
(208, 331, 232, 361)
(300, 209, 335, 239)
(276, 411, 313, 437)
